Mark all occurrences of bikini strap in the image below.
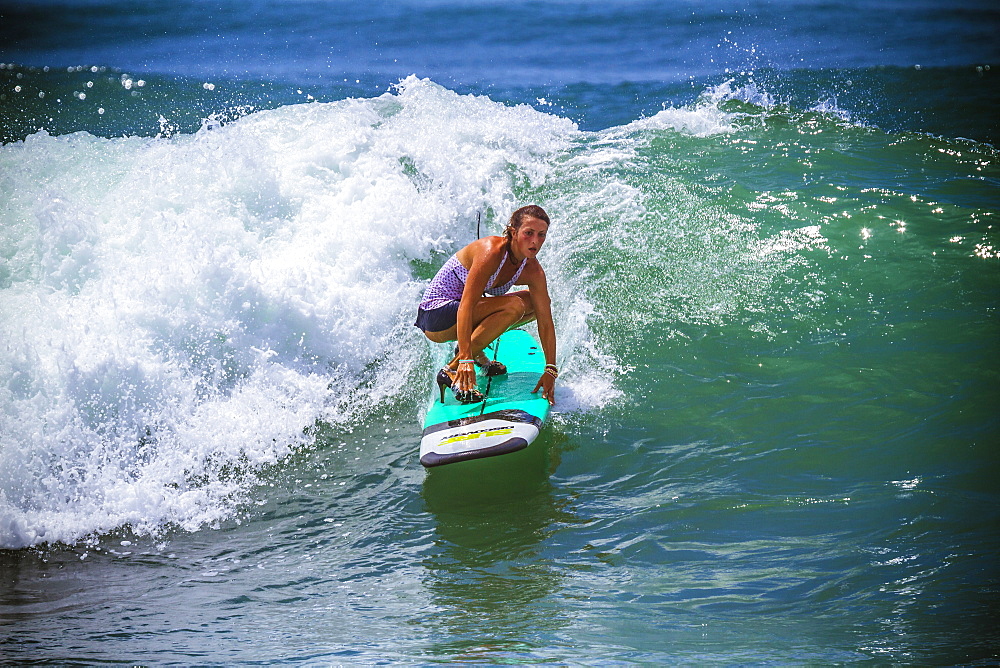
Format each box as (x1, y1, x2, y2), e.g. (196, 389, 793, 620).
(485, 248, 508, 290)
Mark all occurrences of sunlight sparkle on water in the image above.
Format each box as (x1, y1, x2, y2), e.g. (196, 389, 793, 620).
(973, 243, 997, 259)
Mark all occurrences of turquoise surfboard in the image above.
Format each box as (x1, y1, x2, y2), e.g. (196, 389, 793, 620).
(420, 329, 550, 468)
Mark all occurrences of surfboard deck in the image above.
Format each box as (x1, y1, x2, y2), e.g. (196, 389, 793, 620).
(420, 328, 550, 468)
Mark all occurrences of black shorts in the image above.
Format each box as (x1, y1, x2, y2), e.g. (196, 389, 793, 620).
(414, 301, 460, 333)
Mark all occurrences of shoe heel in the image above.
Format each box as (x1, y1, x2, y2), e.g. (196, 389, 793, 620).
(436, 368, 452, 404)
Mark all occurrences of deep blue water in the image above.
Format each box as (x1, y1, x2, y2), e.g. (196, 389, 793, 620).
(3, 0, 1000, 139)
(5, 0, 999, 82)
(1, 1, 998, 664)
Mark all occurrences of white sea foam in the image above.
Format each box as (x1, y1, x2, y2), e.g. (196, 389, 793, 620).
(612, 103, 737, 138)
(602, 80, 761, 139)
(619, 79, 858, 140)
(0, 77, 624, 547)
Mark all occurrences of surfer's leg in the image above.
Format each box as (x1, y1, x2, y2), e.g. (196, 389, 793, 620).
(424, 296, 513, 355)
(462, 294, 534, 368)
(507, 291, 536, 330)
(470, 293, 535, 376)
(424, 294, 532, 369)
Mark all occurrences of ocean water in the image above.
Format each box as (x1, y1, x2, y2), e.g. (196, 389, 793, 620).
(2, 0, 999, 664)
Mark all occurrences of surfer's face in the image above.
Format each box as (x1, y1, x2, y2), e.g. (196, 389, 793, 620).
(512, 217, 548, 259)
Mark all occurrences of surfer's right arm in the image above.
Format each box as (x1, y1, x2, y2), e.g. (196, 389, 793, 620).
(452, 238, 502, 391)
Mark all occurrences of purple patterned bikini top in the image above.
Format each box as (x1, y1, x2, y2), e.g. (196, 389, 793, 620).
(418, 250, 528, 311)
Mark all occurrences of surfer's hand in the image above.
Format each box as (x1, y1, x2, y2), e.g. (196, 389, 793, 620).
(455, 361, 476, 392)
(532, 372, 556, 405)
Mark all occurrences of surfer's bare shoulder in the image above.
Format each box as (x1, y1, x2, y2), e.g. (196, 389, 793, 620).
(455, 235, 506, 268)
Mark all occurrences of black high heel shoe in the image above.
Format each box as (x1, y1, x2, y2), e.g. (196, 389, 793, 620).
(436, 367, 485, 404)
(476, 357, 507, 377)
(452, 347, 507, 377)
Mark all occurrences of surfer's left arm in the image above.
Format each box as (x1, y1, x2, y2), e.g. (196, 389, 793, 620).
(528, 265, 557, 404)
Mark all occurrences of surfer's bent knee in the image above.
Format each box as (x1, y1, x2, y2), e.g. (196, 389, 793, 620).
(517, 292, 534, 319)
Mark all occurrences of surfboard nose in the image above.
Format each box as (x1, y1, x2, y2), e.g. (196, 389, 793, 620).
(420, 436, 528, 467)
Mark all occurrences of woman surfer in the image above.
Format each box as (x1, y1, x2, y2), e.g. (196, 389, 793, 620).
(414, 205, 558, 405)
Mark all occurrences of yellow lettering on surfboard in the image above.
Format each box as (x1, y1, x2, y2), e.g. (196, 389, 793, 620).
(438, 427, 514, 447)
